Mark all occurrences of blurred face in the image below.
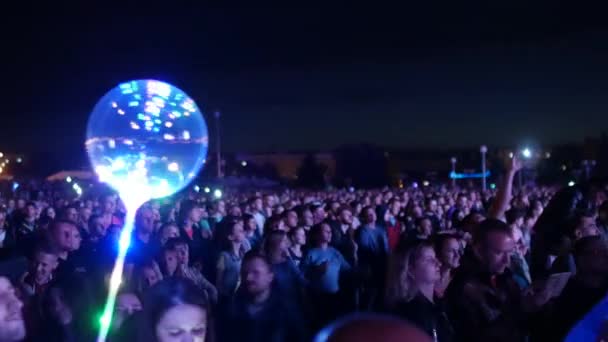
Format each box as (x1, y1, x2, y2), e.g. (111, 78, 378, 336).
(65, 208, 78, 223)
(428, 200, 438, 213)
(161, 225, 180, 244)
(575, 217, 600, 240)
(479, 231, 514, 274)
(279, 235, 290, 253)
(303, 210, 314, 227)
(137, 208, 155, 234)
(313, 207, 326, 224)
(363, 208, 377, 225)
(457, 196, 468, 209)
(390, 201, 401, 216)
(411, 247, 441, 284)
(254, 199, 263, 211)
(103, 196, 116, 214)
(229, 206, 242, 217)
(175, 244, 189, 266)
(286, 211, 298, 228)
(26, 205, 37, 219)
(418, 219, 433, 237)
(319, 224, 332, 244)
(242, 258, 274, 296)
(115, 293, 142, 329)
(69, 226, 81, 252)
(33, 252, 58, 284)
(339, 209, 353, 225)
(440, 238, 461, 269)
(16, 200, 25, 210)
(292, 228, 306, 246)
(46, 207, 56, 219)
(79, 207, 92, 223)
(245, 218, 257, 233)
(0, 278, 25, 342)
(189, 207, 203, 223)
(156, 304, 207, 342)
(52, 222, 75, 252)
(92, 217, 107, 238)
(142, 266, 162, 287)
(511, 227, 528, 257)
(230, 222, 245, 243)
(164, 251, 178, 275)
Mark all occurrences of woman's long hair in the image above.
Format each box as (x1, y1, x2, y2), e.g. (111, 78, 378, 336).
(384, 241, 434, 309)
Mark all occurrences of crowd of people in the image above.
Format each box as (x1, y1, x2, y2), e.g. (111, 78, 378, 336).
(0, 156, 606, 341)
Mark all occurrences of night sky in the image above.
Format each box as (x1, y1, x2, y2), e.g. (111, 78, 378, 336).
(2, 2, 608, 166)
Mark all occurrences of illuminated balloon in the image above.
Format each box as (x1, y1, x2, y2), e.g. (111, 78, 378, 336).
(85, 79, 208, 204)
(86, 80, 208, 342)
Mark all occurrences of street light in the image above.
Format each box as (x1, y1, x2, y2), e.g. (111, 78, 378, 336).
(450, 157, 457, 187)
(480, 145, 488, 191)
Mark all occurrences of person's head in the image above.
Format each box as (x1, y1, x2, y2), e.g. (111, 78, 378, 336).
(283, 210, 299, 229)
(388, 199, 401, 216)
(88, 214, 107, 239)
(252, 197, 263, 212)
(43, 207, 56, 220)
(68, 225, 82, 252)
(101, 194, 117, 214)
(434, 234, 461, 270)
(24, 202, 37, 220)
(314, 314, 432, 342)
(61, 206, 79, 224)
(385, 241, 441, 306)
(361, 206, 377, 225)
(289, 227, 306, 247)
(573, 235, 608, 274)
(457, 194, 469, 210)
(216, 217, 245, 250)
(0, 277, 25, 342)
(160, 223, 180, 246)
(416, 217, 433, 237)
(48, 220, 77, 254)
(338, 207, 353, 225)
(311, 222, 332, 246)
(263, 231, 290, 259)
(510, 226, 528, 258)
(136, 259, 164, 291)
(166, 238, 190, 266)
(572, 214, 600, 240)
(228, 205, 242, 217)
(162, 247, 179, 276)
(473, 219, 515, 275)
(301, 208, 314, 227)
(79, 206, 92, 224)
(505, 208, 525, 229)
(143, 278, 210, 342)
(312, 205, 326, 225)
(241, 252, 274, 298)
(114, 292, 142, 331)
(136, 206, 155, 235)
(179, 200, 203, 225)
(242, 214, 257, 233)
(31, 244, 59, 284)
(425, 198, 438, 213)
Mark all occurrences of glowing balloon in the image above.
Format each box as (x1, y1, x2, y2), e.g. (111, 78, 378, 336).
(85, 79, 208, 204)
(86, 80, 208, 342)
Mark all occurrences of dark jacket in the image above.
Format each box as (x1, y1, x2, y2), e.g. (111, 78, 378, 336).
(446, 248, 526, 342)
(218, 290, 308, 342)
(392, 294, 454, 342)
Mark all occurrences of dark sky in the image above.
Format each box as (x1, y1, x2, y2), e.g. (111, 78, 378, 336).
(2, 2, 608, 165)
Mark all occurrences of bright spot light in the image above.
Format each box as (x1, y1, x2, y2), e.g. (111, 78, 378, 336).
(168, 162, 179, 172)
(0, 167, 3, 174)
(16, 157, 22, 163)
(66, 176, 72, 183)
(568, 181, 576, 187)
(561, 164, 567, 171)
(99, 313, 112, 330)
(204, 187, 211, 193)
(213, 189, 222, 198)
(163, 134, 175, 141)
(0, 152, 4, 158)
(545, 152, 551, 159)
(164, 121, 173, 128)
(422, 180, 430, 187)
(194, 185, 200, 192)
(522, 148, 532, 159)
(490, 183, 496, 189)
(241, 161, 248, 167)
(12, 182, 19, 191)
(509, 152, 514, 159)
(183, 131, 191, 140)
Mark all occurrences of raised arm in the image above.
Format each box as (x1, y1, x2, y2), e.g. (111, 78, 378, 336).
(488, 156, 522, 220)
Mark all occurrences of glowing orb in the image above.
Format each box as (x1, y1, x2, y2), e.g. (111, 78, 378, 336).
(85, 80, 208, 203)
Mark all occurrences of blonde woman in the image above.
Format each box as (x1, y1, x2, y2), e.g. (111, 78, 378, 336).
(385, 241, 453, 342)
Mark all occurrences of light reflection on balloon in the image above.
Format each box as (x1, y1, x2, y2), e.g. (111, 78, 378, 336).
(86, 80, 208, 341)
